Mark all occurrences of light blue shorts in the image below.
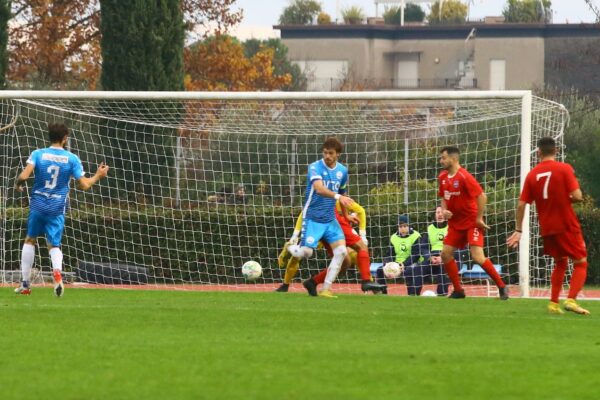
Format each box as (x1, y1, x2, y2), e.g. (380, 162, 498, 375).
(26, 210, 65, 247)
(300, 218, 345, 248)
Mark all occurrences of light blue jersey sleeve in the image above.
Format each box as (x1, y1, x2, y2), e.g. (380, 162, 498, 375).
(70, 154, 84, 180)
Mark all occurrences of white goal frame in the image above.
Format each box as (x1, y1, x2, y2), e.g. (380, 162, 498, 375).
(0, 90, 543, 297)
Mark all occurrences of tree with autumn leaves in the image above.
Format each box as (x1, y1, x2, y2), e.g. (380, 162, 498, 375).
(1, 0, 297, 92)
(184, 36, 292, 91)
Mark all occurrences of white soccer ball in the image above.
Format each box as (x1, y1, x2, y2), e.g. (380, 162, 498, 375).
(241, 261, 262, 281)
(383, 262, 402, 279)
(421, 290, 437, 297)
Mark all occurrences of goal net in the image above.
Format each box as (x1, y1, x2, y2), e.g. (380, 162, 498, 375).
(0, 91, 582, 298)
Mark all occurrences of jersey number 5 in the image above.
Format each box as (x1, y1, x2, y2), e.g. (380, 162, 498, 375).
(45, 165, 60, 189)
(536, 171, 552, 199)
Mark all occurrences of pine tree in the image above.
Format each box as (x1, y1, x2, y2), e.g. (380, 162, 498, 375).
(0, 0, 11, 89)
(100, 0, 185, 204)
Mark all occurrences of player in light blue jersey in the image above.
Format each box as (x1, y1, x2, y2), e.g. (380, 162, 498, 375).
(288, 137, 353, 298)
(14, 123, 109, 297)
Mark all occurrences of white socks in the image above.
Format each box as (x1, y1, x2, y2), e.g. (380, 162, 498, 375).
(49, 247, 63, 272)
(322, 246, 348, 290)
(20, 243, 35, 283)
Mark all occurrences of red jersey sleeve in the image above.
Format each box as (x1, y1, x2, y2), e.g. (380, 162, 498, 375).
(565, 164, 580, 193)
(464, 172, 483, 198)
(519, 172, 534, 204)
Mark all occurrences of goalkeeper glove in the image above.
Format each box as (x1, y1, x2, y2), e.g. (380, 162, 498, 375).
(288, 230, 300, 245)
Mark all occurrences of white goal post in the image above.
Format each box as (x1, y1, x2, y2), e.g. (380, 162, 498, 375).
(0, 90, 573, 298)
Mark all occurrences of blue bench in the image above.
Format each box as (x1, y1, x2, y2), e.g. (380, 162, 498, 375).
(370, 262, 383, 277)
(459, 264, 507, 297)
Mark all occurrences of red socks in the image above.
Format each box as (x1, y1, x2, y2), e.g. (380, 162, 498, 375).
(357, 249, 371, 281)
(551, 258, 568, 303)
(313, 268, 327, 284)
(481, 258, 506, 289)
(568, 261, 588, 299)
(443, 258, 463, 292)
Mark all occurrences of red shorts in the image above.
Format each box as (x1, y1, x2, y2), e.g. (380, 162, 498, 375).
(443, 226, 484, 249)
(543, 231, 587, 260)
(320, 215, 361, 257)
(335, 213, 362, 247)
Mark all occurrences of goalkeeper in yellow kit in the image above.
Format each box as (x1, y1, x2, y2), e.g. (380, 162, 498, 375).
(276, 200, 386, 295)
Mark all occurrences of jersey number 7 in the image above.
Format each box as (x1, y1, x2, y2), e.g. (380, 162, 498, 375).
(536, 171, 552, 200)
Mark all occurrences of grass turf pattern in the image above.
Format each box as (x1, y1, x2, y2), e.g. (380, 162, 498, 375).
(1, 289, 599, 400)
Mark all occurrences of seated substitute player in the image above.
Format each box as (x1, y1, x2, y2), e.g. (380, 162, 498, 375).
(438, 146, 508, 300)
(507, 137, 590, 315)
(287, 136, 353, 298)
(14, 122, 109, 297)
(375, 214, 423, 295)
(277, 200, 385, 294)
(408, 206, 454, 296)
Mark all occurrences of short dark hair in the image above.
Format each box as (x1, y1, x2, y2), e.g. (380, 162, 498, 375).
(322, 136, 343, 153)
(48, 123, 69, 143)
(537, 137, 557, 156)
(440, 146, 460, 156)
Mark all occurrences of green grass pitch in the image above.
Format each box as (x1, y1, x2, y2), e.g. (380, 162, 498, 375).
(1, 289, 599, 400)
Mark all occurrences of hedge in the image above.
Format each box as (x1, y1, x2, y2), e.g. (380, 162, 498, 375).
(3, 205, 598, 285)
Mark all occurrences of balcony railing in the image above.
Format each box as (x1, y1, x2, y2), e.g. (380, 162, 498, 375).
(305, 78, 478, 91)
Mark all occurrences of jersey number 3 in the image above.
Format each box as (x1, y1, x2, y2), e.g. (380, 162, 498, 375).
(45, 165, 60, 189)
(536, 171, 552, 199)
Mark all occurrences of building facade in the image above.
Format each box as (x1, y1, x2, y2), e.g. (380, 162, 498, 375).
(277, 23, 600, 92)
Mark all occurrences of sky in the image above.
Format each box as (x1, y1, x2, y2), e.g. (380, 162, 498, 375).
(229, 0, 598, 40)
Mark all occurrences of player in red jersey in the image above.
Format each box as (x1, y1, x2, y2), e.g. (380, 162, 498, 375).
(507, 137, 589, 315)
(438, 146, 508, 299)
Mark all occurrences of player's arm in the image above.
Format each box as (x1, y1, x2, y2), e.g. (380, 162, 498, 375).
(288, 211, 303, 245)
(347, 201, 367, 230)
(440, 198, 452, 220)
(14, 163, 35, 192)
(507, 200, 527, 248)
(475, 192, 490, 230)
(348, 201, 368, 243)
(77, 162, 109, 191)
(570, 188, 583, 203)
(312, 179, 353, 207)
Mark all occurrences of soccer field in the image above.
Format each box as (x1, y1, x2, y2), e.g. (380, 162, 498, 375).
(1, 289, 598, 400)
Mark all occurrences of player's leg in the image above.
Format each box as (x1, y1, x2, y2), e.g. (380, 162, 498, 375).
(433, 263, 450, 296)
(46, 214, 66, 297)
(441, 236, 465, 298)
(288, 219, 321, 259)
(16, 236, 36, 295)
(547, 254, 568, 313)
(276, 256, 301, 292)
(348, 240, 386, 293)
(302, 241, 331, 296)
(563, 257, 590, 315)
(16, 211, 44, 294)
(404, 263, 426, 296)
(561, 230, 590, 314)
(313, 249, 351, 286)
(562, 232, 590, 315)
(469, 227, 508, 300)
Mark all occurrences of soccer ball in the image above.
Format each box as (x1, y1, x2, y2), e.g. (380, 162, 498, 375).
(421, 290, 437, 297)
(382, 262, 402, 279)
(241, 261, 262, 281)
